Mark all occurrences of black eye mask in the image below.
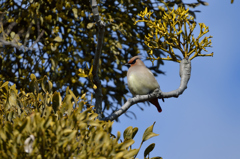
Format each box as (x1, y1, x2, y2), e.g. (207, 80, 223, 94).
(130, 58, 139, 64)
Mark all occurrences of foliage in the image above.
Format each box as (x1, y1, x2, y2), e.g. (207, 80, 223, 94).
(0, 77, 161, 158)
(0, 0, 208, 118)
(135, 7, 213, 63)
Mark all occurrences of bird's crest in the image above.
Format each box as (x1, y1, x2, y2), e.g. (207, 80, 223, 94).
(128, 55, 142, 64)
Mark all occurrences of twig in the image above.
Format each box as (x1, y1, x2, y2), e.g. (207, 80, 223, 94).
(6, 22, 17, 35)
(30, 30, 45, 50)
(0, 38, 24, 50)
(23, 21, 33, 47)
(0, 30, 45, 51)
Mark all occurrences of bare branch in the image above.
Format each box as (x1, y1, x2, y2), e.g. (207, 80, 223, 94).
(0, 38, 25, 50)
(23, 21, 33, 47)
(103, 58, 191, 121)
(90, 0, 106, 118)
(30, 30, 45, 50)
(0, 30, 45, 51)
(6, 22, 17, 35)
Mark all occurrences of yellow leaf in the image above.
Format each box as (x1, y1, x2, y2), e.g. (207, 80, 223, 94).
(51, 45, 57, 51)
(123, 149, 139, 158)
(81, 93, 86, 99)
(120, 139, 135, 150)
(78, 68, 88, 77)
(142, 132, 159, 142)
(30, 74, 36, 80)
(10, 32, 15, 38)
(143, 7, 148, 15)
(87, 23, 94, 29)
(93, 84, 97, 89)
(88, 65, 93, 76)
(0, 81, 9, 89)
(116, 41, 122, 49)
(72, 8, 78, 18)
(53, 36, 62, 42)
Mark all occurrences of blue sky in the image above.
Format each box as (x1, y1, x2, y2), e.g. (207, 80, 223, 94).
(112, 1, 240, 159)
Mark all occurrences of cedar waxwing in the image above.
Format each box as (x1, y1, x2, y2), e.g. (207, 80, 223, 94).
(127, 56, 162, 112)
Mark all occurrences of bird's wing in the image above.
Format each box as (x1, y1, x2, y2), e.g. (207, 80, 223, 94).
(128, 66, 159, 95)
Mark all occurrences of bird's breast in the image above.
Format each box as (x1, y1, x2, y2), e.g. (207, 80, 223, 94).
(127, 71, 159, 95)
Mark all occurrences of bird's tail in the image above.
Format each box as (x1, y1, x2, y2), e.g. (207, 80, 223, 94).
(149, 98, 162, 113)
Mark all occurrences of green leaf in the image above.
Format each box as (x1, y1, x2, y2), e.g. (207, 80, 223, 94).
(7, 111, 13, 121)
(143, 122, 155, 134)
(116, 131, 121, 141)
(123, 149, 139, 158)
(41, 76, 48, 93)
(8, 88, 18, 107)
(29, 78, 39, 94)
(142, 132, 159, 142)
(48, 81, 52, 93)
(67, 130, 77, 140)
(88, 113, 98, 120)
(132, 127, 138, 139)
(40, 16, 43, 25)
(115, 152, 124, 158)
(142, 122, 159, 142)
(61, 94, 73, 115)
(5, 122, 13, 133)
(144, 143, 155, 158)
(78, 101, 84, 112)
(18, 117, 30, 133)
(45, 106, 53, 119)
(0, 129, 7, 141)
(200, 1, 209, 6)
(43, 115, 52, 128)
(69, 90, 77, 106)
(94, 130, 105, 143)
(88, 120, 100, 127)
(52, 91, 61, 113)
(120, 139, 135, 150)
(123, 126, 133, 140)
(62, 129, 73, 135)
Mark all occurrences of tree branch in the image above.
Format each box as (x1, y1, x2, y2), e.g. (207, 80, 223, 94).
(0, 11, 45, 52)
(0, 30, 44, 51)
(6, 22, 17, 35)
(103, 58, 191, 121)
(30, 30, 45, 50)
(90, 0, 106, 117)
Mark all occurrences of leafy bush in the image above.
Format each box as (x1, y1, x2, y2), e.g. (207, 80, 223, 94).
(0, 76, 160, 158)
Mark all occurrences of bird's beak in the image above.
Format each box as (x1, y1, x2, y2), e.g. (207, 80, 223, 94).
(125, 63, 130, 68)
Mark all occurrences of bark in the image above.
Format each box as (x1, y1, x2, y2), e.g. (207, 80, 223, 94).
(91, 0, 105, 117)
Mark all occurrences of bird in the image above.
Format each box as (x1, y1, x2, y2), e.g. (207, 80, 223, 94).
(126, 55, 162, 112)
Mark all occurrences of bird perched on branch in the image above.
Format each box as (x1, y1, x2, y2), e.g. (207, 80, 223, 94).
(127, 56, 162, 112)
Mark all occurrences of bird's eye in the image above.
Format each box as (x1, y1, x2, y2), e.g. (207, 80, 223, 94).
(131, 58, 138, 64)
